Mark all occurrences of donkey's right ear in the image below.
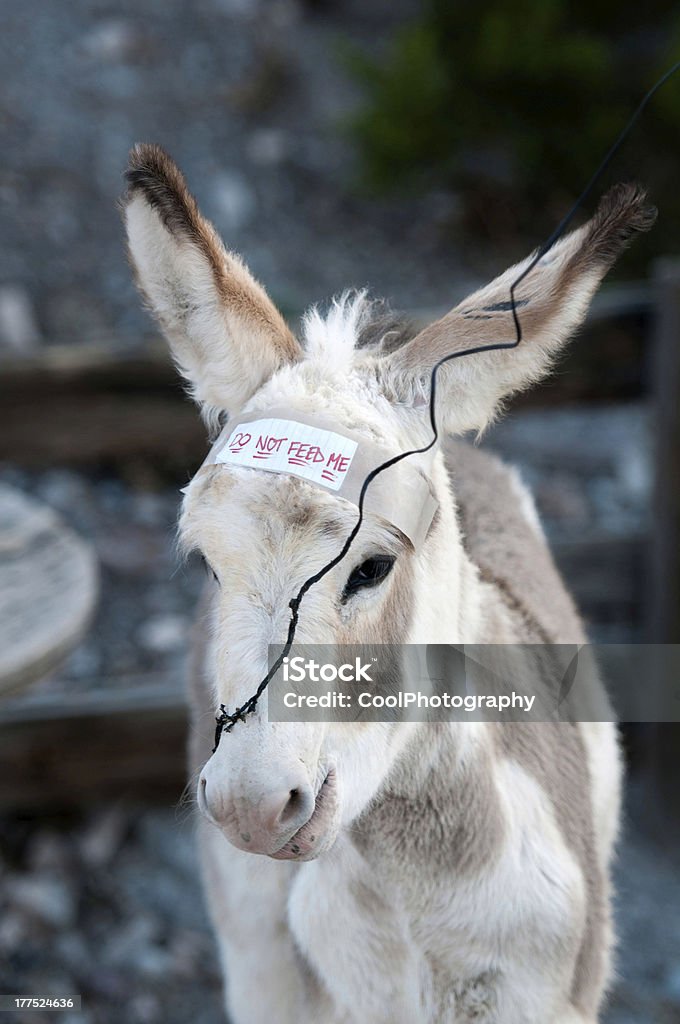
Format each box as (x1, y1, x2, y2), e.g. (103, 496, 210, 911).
(122, 144, 300, 421)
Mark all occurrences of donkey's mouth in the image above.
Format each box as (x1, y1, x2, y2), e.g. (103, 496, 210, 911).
(271, 768, 338, 861)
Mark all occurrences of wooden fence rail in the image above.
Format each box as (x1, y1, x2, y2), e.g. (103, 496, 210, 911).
(0, 285, 654, 471)
(1, 278, 678, 813)
(647, 259, 680, 832)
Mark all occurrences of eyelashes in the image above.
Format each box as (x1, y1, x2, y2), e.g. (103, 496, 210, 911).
(201, 555, 220, 585)
(342, 555, 396, 601)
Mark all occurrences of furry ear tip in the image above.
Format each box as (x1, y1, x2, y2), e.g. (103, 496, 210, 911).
(583, 182, 656, 268)
(126, 142, 174, 177)
(122, 144, 199, 241)
(596, 182, 658, 234)
(122, 143, 188, 206)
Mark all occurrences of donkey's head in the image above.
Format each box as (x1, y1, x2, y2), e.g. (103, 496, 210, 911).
(123, 144, 654, 860)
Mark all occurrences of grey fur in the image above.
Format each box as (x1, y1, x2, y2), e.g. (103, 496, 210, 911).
(445, 440, 609, 1016)
(189, 440, 616, 1022)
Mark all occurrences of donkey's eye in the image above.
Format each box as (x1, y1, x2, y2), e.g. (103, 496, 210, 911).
(202, 556, 220, 585)
(343, 556, 395, 600)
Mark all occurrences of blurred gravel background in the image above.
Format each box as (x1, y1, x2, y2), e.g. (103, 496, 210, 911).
(0, 0, 477, 359)
(0, 2, 678, 1022)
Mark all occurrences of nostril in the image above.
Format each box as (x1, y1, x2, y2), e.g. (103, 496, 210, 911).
(280, 788, 300, 824)
(197, 776, 211, 817)
(284, 786, 301, 819)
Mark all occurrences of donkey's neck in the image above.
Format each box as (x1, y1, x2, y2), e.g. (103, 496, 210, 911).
(409, 451, 488, 645)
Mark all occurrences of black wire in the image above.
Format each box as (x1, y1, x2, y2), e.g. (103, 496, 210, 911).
(212, 59, 680, 750)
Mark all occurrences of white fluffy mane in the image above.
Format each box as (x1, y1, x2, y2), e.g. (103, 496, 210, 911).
(301, 290, 374, 370)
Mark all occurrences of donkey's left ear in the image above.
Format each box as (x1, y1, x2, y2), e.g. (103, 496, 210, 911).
(123, 144, 300, 420)
(377, 184, 656, 434)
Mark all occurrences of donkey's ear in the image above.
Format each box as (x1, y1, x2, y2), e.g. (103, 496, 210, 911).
(123, 144, 300, 420)
(378, 184, 656, 434)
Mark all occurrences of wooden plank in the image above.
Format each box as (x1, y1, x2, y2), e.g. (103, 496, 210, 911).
(0, 287, 652, 470)
(648, 260, 680, 641)
(553, 534, 644, 629)
(0, 674, 185, 722)
(0, 342, 207, 471)
(646, 259, 680, 828)
(0, 678, 189, 807)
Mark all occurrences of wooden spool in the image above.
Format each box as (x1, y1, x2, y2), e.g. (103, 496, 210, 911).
(0, 484, 99, 695)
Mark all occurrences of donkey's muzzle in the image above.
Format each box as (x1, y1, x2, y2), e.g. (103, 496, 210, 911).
(198, 768, 316, 856)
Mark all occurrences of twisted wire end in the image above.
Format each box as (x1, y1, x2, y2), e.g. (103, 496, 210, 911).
(212, 702, 252, 751)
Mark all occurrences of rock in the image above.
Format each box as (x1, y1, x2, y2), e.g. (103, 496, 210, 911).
(63, 641, 102, 680)
(0, 909, 28, 952)
(55, 931, 92, 972)
(664, 964, 680, 1001)
(37, 470, 91, 518)
(137, 614, 189, 653)
(169, 928, 213, 976)
(246, 128, 288, 166)
(79, 805, 129, 868)
(85, 967, 129, 1001)
(128, 993, 162, 1024)
(93, 522, 164, 574)
(209, 171, 256, 232)
(210, 0, 259, 15)
(26, 830, 72, 872)
(102, 914, 162, 969)
(131, 491, 173, 529)
(0, 285, 41, 353)
(9, 875, 76, 929)
(136, 944, 174, 978)
(78, 19, 142, 63)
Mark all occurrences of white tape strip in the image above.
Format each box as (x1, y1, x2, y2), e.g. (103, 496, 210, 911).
(216, 418, 358, 492)
(189, 407, 439, 549)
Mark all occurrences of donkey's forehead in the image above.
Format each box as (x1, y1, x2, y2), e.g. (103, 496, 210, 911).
(179, 464, 403, 562)
(184, 463, 344, 522)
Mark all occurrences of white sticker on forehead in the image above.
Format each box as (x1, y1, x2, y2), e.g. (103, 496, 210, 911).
(188, 407, 439, 549)
(216, 418, 358, 492)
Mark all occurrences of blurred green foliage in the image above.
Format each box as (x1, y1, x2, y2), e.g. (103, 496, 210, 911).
(346, 1, 680, 255)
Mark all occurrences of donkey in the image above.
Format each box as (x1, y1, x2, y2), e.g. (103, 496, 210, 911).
(123, 143, 655, 1024)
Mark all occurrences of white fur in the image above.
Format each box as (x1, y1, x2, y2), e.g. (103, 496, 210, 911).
(302, 290, 371, 372)
(507, 465, 545, 538)
(176, 292, 620, 1023)
(127, 175, 627, 1022)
